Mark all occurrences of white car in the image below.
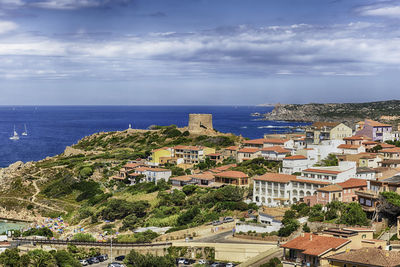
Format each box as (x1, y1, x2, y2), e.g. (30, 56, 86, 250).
(79, 259, 88, 266)
(226, 263, 234, 267)
(198, 259, 207, 264)
(177, 258, 186, 264)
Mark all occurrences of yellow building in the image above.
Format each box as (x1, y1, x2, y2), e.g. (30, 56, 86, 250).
(305, 122, 353, 144)
(149, 147, 172, 164)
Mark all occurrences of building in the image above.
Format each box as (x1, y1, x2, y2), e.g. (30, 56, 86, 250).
(222, 146, 239, 159)
(355, 167, 376, 180)
(133, 167, 172, 183)
(379, 147, 400, 168)
(300, 161, 357, 184)
(305, 122, 353, 145)
(337, 136, 370, 154)
(281, 233, 351, 267)
(214, 171, 249, 186)
(327, 248, 400, 267)
(281, 155, 310, 175)
(356, 119, 393, 142)
(237, 147, 261, 162)
(260, 146, 291, 161)
(149, 147, 172, 165)
(253, 173, 330, 206)
(172, 145, 215, 165)
(208, 153, 223, 163)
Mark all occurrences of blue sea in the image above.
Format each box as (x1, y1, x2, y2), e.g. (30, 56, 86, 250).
(0, 106, 309, 168)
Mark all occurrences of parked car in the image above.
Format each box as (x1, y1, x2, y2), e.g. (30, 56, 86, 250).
(108, 262, 125, 267)
(210, 262, 222, 267)
(212, 220, 222, 226)
(226, 263, 235, 267)
(87, 257, 99, 264)
(223, 217, 234, 223)
(115, 255, 125, 261)
(198, 259, 207, 264)
(177, 258, 186, 264)
(79, 259, 88, 266)
(97, 254, 108, 262)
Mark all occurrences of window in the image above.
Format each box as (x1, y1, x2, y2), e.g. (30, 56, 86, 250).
(362, 234, 366, 239)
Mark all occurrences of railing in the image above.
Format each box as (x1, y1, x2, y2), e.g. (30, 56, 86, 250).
(12, 238, 172, 247)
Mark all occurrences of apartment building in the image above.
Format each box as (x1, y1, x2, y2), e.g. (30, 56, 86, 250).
(281, 155, 310, 175)
(356, 119, 393, 142)
(305, 122, 353, 145)
(172, 145, 215, 164)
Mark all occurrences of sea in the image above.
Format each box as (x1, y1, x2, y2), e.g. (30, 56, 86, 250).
(0, 105, 309, 168)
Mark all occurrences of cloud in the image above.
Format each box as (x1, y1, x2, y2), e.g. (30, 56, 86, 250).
(0, 19, 16, 33)
(0, 22, 399, 80)
(357, 1, 400, 18)
(0, 0, 132, 10)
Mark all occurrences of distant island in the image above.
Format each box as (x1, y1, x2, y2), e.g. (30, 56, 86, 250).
(263, 100, 400, 125)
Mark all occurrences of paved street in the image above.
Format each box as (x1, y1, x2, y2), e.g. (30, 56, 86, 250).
(193, 231, 276, 245)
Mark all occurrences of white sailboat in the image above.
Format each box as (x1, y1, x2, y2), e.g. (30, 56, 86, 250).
(22, 124, 28, 136)
(9, 125, 19, 140)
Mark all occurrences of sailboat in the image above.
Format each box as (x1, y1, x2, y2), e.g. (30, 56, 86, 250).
(22, 124, 28, 136)
(9, 125, 19, 140)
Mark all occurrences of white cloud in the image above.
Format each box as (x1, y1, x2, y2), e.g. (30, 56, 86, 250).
(0, 20, 17, 34)
(358, 3, 400, 18)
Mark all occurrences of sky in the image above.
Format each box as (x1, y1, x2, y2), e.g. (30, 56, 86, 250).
(0, 0, 399, 105)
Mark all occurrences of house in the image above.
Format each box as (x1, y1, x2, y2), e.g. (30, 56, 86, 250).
(305, 122, 353, 145)
(281, 233, 351, 267)
(356, 119, 393, 142)
(190, 172, 215, 186)
(260, 146, 290, 161)
(149, 147, 172, 165)
(337, 136, 370, 155)
(321, 227, 377, 249)
(237, 147, 261, 162)
(222, 146, 239, 159)
(172, 145, 215, 165)
(327, 248, 400, 267)
(308, 140, 346, 162)
(170, 175, 193, 187)
(235, 212, 282, 234)
(132, 167, 172, 184)
(337, 179, 368, 202)
(281, 155, 310, 175)
(300, 161, 357, 183)
(355, 167, 376, 180)
(253, 173, 330, 206)
(337, 153, 382, 168)
(214, 171, 249, 186)
(208, 153, 223, 163)
(242, 138, 265, 149)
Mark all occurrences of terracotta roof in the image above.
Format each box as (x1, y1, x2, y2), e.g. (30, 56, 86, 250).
(362, 141, 379, 145)
(364, 119, 392, 127)
(243, 138, 265, 145)
(380, 143, 397, 149)
(310, 122, 341, 130)
(208, 153, 222, 157)
(338, 144, 361, 149)
(152, 147, 171, 152)
(254, 173, 297, 183)
(261, 146, 290, 154)
(326, 248, 400, 267)
(210, 164, 237, 173)
(337, 179, 367, 189)
(214, 171, 248, 179)
(264, 138, 289, 144)
(381, 147, 400, 153)
(123, 163, 140, 168)
(303, 168, 342, 175)
(238, 148, 260, 153)
(281, 233, 350, 257)
(134, 167, 170, 172)
(191, 173, 215, 181)
(343, 227, 374, 232)
(224, 146, 239, 151)
(343, 135, 371, 141)
(173, 145, 203, 151)
(284, 155, 307, 160)
(318, 184, 343, 192)
(170, 175, 192, 182)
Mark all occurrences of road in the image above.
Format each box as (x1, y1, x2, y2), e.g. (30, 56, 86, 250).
(192, 231, 276, 245)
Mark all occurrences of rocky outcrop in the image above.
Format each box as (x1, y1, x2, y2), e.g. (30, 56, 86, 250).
(264, 100, 400, 125)
(0, 161, 30, 191)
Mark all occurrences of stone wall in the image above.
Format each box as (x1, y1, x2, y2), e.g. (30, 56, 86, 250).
(188, 114, 213, 133)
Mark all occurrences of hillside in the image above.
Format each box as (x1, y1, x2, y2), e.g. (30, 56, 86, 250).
(264, 100, 400, 125)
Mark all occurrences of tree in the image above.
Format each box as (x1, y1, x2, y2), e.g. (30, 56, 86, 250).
(338, 202, 368, 226)
(177, 206, 200, 226)
(122, 214, 139, 231)
(0, 248, 22, 267)
(302, 223, 311, 233)
(182, 185, 198, 196)
(124, 250, 175, 267)
(53, 250, 81, 267)
(27, 249, 56, 267)
(316, 154, 338, 167)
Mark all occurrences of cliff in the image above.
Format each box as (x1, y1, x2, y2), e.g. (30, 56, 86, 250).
(264, 100, 400, 125)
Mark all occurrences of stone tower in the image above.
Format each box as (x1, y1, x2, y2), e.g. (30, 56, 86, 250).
(188, 114, 213, 133)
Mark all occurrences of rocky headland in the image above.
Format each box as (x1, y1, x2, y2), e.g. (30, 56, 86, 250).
(263, 100, 400, 125)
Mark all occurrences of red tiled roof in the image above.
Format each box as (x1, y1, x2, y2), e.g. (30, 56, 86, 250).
(191, 172, 215, 181)
(225, 146, 239, 151)
(310, 122, 341, 130)
(260, 146, 290, 153)
(303, 168, 342, 175)
(238, 148, 260, 153)
(295, 178, 331, 185)
(284, 155, 307, 160)
(380, 143, 396, 149)
(317, 184, 342, 192)
(123, 163, 140, 168)
(208, 153, 222, 157)
(264, 138, 289, 144)
(170, 175, 192, 182)
(152, 147, 171, 152)
(381, 147, 400, 153)
(362, 141, 379, 145)
(214, 171, 248, 179)
(338, 144, 361, 149)
(210, 164, 237, 173)
(338, 178, 367, 189)
(281, 233, 350, 257)
(243, 138, 265, 145)
(343, 135, 370, 141)
(364, 119, 392, 127)
(254, 173, 297, 183)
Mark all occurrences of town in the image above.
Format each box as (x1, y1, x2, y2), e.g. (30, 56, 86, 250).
(3, 113, 400, 267)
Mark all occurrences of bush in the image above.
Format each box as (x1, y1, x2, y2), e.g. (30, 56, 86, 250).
(79, 167, 93, 179)
(124, 249, 175, 267)
(99, 199, 150, 221)
(72, 233, 96, 242)
(22, 227, 53, 238)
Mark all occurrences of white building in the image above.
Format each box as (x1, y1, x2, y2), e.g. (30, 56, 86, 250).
(133, 167, 172, 184)
(355, 167, 376, 180)
(300, 161, 357, 184)
(253, 173, 330, 207)
(281, 155, 311, 174)
(260, 146, 291, 161)
(337, 144, 366, 155)
(308, 140, 345, 162)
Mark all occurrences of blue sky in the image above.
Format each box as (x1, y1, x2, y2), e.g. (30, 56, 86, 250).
(0, 0, 400, 105)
